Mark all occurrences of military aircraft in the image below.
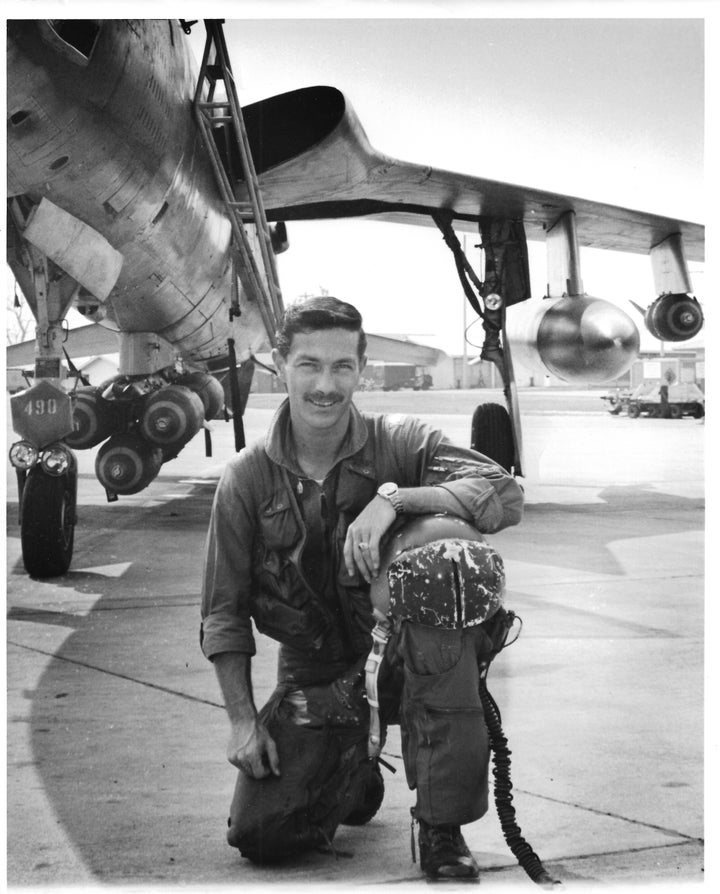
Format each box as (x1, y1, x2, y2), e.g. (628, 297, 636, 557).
(6, 19, 704, 579)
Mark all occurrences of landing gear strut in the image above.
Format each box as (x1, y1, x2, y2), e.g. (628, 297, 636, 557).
(8, 202, 79, 577)
(433, 213, 530, 476)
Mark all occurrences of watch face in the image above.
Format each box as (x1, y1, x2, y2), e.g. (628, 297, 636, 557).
(379, 483, 398, 497)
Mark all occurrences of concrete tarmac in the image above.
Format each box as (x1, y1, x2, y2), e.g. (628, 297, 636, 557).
(5, 390, 706, 890)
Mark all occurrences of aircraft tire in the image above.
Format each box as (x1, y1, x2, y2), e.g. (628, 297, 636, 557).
(691, 403, 705, 419)
(20, 466, 76, 578)
(669, 405, 682, 419)
(470, 402, 514, 473)
(626, 404, 641, 418)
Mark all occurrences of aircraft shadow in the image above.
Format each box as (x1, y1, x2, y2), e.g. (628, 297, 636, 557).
(496, 483, 704, 577)
(6, 479, 704, 882)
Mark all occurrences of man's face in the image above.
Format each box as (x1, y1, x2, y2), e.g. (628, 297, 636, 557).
(273, 328, 366, 434)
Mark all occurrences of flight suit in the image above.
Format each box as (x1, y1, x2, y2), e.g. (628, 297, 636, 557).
(200, 399, 523, 861)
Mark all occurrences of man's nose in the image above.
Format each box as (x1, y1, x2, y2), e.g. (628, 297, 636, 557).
(316, 366, 335, 393)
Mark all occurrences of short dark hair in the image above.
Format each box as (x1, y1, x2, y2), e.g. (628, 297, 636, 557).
(275, 296, 367, 359)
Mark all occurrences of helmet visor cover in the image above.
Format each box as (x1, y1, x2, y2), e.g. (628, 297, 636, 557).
(387, 538, 505, 629)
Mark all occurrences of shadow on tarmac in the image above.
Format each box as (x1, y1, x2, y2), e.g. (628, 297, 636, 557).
(489, 482, 702, 576)
(6, 472, 704, 885)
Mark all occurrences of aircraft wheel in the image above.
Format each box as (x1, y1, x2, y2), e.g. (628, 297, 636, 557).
(20, 465, 77, 578)
(691, 403, 705, 419)
(470, 402, 514, 473)
(626, 404, 641, 418)
(646, 406, 658, 418)
(668, 405, 682, 419)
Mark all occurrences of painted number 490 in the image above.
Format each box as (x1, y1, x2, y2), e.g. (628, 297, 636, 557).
(24, 398, 58, 416)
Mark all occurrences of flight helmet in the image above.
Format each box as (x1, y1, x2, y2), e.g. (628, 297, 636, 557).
(370, 514, 505, 629)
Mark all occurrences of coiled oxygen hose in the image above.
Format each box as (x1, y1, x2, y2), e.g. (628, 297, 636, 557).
(480, 610, 560, 886)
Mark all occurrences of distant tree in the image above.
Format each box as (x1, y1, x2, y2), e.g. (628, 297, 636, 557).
(297, 286, 330, 303)
(6, 279, 34, 346)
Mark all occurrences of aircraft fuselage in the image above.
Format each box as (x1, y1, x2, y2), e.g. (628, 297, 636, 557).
(7, 19, 247, 365)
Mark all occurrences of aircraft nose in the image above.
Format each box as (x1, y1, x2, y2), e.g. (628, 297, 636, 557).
(538, 295, 640, 384)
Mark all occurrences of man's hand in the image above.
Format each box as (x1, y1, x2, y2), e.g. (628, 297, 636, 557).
(227, 716, 280, 779)
(343, 495, 397, 582)
(212, 652, 279, 778)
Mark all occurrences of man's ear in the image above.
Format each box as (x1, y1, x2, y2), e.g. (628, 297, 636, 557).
(359, 354, 367, 375)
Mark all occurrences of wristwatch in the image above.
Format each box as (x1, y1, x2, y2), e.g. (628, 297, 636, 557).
(377, 482, 404, 514)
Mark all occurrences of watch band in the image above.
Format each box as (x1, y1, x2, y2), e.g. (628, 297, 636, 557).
(378, 482, 404, 514)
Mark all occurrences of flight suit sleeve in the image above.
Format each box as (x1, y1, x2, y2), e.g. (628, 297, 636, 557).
(427, 438, 523, 533)
(386, 415, 524, 534)
(200, 454, 258, 661)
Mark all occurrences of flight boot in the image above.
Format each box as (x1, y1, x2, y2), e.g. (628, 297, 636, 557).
(418, 817, 480, 881)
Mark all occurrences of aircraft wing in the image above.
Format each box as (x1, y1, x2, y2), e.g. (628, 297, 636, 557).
(240, 87, 704, 262)
(6, 324, 442, 371)
(6, 323, 121, 368)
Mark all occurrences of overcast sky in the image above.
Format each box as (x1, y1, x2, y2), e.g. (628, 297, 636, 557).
(184, 10, 706, 353)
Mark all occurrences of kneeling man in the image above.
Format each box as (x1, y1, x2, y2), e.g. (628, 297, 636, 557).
(200, 296, 523, 880)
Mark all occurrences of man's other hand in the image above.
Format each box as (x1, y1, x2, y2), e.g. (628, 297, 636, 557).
(227, 718, 280, 779)
(343, 495, 397, 583)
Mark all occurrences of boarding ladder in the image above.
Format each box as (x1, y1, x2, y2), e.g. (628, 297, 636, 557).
(192, 20, 283, 343)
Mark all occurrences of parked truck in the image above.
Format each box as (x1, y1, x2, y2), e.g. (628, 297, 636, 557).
(602, 382, 705, 418)
(371, 364, 433, 391)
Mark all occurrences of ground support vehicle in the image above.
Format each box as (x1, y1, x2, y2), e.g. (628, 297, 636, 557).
(601, 389, 633, 415)
(607, 382, 705, 419)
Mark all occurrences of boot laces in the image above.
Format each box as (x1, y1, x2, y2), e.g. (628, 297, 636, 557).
(425, 823, 464, 855)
